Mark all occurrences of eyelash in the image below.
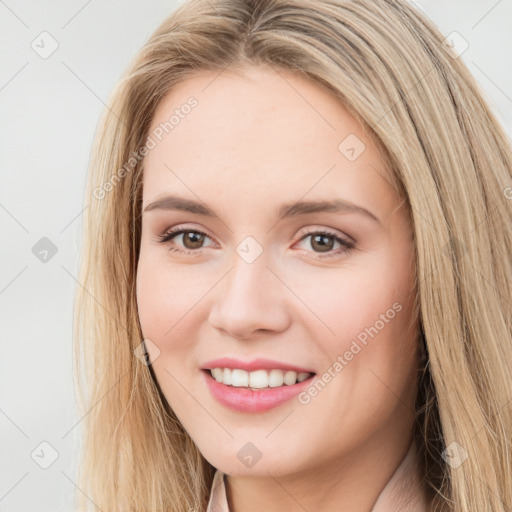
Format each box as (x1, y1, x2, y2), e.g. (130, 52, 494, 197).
(156, 226, 356, 260)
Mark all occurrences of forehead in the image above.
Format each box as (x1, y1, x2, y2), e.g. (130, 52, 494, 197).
(142, 65, 399, 215)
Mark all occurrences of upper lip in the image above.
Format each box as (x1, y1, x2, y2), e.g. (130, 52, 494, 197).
(201, 357, 315, 374)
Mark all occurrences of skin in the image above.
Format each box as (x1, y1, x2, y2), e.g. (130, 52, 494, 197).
(136, 64, 422, 512)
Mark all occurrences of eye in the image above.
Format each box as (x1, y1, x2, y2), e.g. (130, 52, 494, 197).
(156, 226, 356, 259)
(156, 227, 215, 255)
(294, 228, 356, 259)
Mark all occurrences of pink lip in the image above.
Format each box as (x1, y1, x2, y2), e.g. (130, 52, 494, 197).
(201, 357, 315, 374)
(201, 369, 316, 413)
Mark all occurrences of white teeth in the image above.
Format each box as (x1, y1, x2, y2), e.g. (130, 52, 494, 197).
(249, 369, 268, 389)
(283, 370, 297, 385)
(268, 369, 284, 388)
(208, 368, 313, 388)
(231, 369, 249, 387)
(222, 368, 232, 385)
(297, 372, 310, 382)
(212, 368, 223, 382)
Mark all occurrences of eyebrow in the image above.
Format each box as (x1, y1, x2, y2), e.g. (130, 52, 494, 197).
(143, 194, 381, 224)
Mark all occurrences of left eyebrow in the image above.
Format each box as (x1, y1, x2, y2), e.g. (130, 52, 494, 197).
(278, 198, 381, 225)
(142, 194, 381, 225)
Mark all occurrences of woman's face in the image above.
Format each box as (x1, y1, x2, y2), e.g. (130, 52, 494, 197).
(136, 64, 420, 477)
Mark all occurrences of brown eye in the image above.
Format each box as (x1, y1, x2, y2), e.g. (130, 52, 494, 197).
(181, 231, 206, 249)
(157, 228, 214, 254)
(295, 229, 356, 259)
(310, 233, 335, 253)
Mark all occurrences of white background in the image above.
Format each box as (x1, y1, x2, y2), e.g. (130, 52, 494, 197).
(1, 1, 511, 510)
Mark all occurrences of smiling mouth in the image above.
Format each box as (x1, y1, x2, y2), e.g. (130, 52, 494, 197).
(203, 368, 316, 390)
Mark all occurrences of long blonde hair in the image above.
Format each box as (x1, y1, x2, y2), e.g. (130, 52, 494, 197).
(73, 1, 512, 510)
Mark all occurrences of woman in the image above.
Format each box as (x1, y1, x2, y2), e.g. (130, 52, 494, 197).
(73, 1, 512, 511)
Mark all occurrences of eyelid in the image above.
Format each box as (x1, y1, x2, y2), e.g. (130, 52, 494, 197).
(296, 225, 355, 244)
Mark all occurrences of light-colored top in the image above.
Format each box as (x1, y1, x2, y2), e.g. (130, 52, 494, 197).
(206, 438, 430, 511)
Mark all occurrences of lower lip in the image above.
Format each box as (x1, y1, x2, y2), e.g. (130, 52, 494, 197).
(202, 369, 316, 413)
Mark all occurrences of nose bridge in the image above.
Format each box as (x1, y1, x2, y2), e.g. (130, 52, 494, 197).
(227, 255, 266, 304)
(208, 239, 290, 338)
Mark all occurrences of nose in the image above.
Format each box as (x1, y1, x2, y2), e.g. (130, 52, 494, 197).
(208, 251, 292, 340)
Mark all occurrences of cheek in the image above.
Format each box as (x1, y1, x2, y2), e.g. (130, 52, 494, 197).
(135, 255, 205, 352)
(286, 264, 413, 351)
(287, 260, 418, 414)
(135, 257, 206, 410)
(292, 269, 418, 442)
